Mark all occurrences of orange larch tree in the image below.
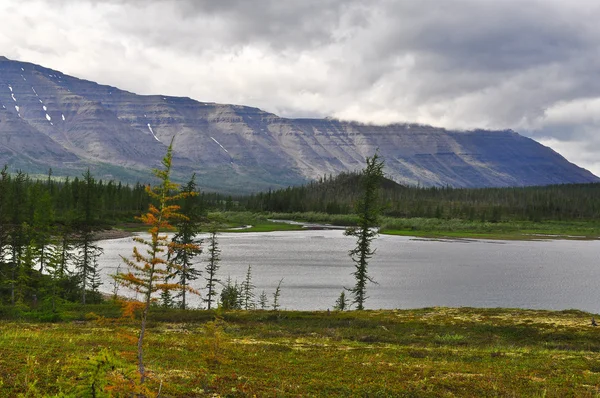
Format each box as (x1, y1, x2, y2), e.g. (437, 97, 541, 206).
(114, 139, 199, 382)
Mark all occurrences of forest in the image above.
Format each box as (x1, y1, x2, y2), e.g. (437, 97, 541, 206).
(1, 162, 599, 310)
(241, 172, 600, 222)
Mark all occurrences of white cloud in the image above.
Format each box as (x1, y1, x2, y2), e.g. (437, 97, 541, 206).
(538, 138, 600, 176)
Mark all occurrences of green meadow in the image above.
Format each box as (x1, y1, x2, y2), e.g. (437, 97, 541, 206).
(2, 306, 600, 396)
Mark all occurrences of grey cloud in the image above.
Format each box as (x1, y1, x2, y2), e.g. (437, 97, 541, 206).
(3, 0, 600, 174)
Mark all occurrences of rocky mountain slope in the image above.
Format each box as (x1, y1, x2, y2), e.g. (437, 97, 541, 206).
(1, 56, 598, 192)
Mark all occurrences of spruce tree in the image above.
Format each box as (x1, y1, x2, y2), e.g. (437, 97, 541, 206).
(203, 224, 221, 310)
(333, 291, 349, 311)
(272, 278, 283, 311)
(258, 290, 268, 310)
(241, 265, 255, 310)
(75, 170, 103, 305)
(8, 171, 28, 305)
(0, 166, 10, 302)
(345, 153, 384, 310)
(169, 174, 203, 310)
(219, 276, 242, 310)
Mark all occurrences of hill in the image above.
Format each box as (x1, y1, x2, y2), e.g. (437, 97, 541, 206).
(1, 56, 598, 192)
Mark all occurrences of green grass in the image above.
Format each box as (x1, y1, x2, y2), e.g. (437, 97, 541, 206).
(380, 218, 600, 240)
(114, 212, 600, 240)
(2, 306, 600, 396)
(264, 212, 600, 240)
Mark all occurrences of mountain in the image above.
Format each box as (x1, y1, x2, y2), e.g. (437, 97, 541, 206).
(0, 56, 598, 192)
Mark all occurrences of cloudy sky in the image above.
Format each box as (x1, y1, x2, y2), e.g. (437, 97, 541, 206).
(1, 0, 600, 175)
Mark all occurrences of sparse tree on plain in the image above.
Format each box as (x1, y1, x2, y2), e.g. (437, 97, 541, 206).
(345, 153, 384, 310)
(203, 224, 221, 310)
(169, 174, 203, 310)
(114, 139, 198, 383)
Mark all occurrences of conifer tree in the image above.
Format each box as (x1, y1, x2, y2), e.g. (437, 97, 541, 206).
(44, 237, 72, 311)
(0, 166, 10, 300)
(272, 278, 283, 311)
(203, 224, 221, 310)
(241, 265, 255, 310)
(16, 237, 39, 305)
(114, 139, 196, 383)
(334, 291, 349, 311)
(219, 276, 242, 310)
(169, 174, 203, 310)
(8, 171, 29, 305)
(345, 153, 384, 310)
(258, 290, 268, 310)
(32, 186, 55, 274)
(75, 169, 103, 305)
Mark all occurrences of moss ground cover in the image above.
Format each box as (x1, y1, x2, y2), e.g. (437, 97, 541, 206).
(2, 307, 600, 396)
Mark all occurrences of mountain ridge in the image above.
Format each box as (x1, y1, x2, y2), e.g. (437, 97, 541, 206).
(0, 56, 598, 192)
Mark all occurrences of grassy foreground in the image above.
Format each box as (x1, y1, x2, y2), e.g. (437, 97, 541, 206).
(2, 306, 600, 396)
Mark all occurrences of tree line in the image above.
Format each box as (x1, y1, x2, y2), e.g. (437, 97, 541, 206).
(240, 173, 600, 222)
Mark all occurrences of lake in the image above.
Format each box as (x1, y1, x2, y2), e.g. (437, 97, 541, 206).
(97, 230, 600, 312)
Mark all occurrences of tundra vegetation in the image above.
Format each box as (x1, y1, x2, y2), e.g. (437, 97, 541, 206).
(2, 306, 600, 396)
(1, 150, 600, 394)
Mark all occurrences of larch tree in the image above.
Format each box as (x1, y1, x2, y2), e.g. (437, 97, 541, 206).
(114, 139, 198, 383)
(344, 152, 384, 310)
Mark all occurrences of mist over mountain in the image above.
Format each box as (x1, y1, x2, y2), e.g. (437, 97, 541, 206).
(0, 56, 597, 192)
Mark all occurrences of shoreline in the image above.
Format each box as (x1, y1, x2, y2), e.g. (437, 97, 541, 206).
(92, 229, 135, 241)
(96, 225, 599, 242)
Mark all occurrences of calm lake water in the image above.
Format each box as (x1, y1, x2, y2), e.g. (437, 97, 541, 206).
(98, 230, 600, 312)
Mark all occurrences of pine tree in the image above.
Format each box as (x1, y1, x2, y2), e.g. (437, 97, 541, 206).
(345, 153, 384, 310)
(114, 139, 194, 383)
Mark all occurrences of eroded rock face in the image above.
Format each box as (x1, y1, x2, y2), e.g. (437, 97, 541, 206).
(0, 56, 597, 191)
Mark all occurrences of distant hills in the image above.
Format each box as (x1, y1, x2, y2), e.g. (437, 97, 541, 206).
(0, 56, 597, 192)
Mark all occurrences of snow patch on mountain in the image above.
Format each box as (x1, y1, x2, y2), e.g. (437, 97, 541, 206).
(147, 123, 160, 142)
(210, 137, 229, 153)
